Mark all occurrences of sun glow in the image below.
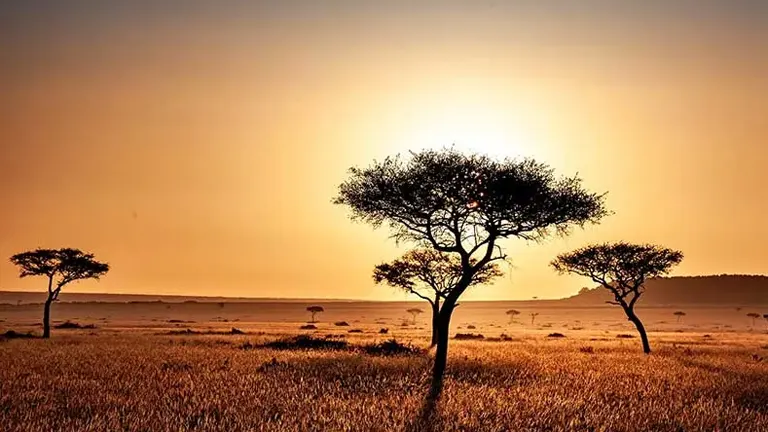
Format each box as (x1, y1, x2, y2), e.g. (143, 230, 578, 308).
(392, 94, 547, 161)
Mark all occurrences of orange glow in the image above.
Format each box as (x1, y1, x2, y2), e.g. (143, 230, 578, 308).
(1, 3, 767, 300)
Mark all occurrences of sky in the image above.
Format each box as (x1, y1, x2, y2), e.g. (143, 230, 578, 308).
(1, 1, 767, 300)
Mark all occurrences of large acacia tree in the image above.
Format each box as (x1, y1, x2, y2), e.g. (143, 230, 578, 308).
(10, 248, 109, 338)
(374, 248, 503, 346)
(551, 242, 683, 354)
(335, 148, 607, 394)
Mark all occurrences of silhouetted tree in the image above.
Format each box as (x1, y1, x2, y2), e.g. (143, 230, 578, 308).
(747, 312, 760, 326)
(306, 305, 324, 323)
(506, 309, 520, 323)
(530, 312, 539, 325)
(335, 148, 607, 395)
(374, 248, 502, 346)
(673, 311, 686, 323)
(406, 308, 423, 324)
(10, 248, 109, 338)
(552, 242, 683, 354)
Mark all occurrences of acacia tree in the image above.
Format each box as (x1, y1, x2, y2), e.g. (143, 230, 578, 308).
(747, 312, 760, 326)
(674, 311, 686, 323)
(530, 312, 539, 325)
(335, 148, 607, 394)
(306, 305, 324, 323)
(506, 309, 520, 323)
(10, 248, 109, 338)
(406, 308, 424, 324)
(374, 248, 503, 346)
(551, 242, 683, 354)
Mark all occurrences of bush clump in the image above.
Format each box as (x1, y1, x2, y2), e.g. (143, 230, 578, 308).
(54, 321, 96, 329)
(362, 339, 421, 356)
(547, 333, 566, 338)
(260, 335, 348, 351)
(348, 329, 363, 333)
(1, 330, 36, 340)
(454, 333, 484, 340)
(379, 328, 389, 334)
(334, 321, 350, 327)
(616, 334, 635, 339)
(299, 324, 317, 330)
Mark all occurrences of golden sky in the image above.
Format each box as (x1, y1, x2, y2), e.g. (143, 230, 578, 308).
(1, 1, 767, 300)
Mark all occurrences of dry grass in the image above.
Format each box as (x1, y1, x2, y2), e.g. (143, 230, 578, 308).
(1, 332, 767, 432)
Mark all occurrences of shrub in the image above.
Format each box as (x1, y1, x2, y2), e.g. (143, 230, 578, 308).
(299, 324, 317, 330)
(579, 346, 595, 354)
(229, 328, 245, 335)
(379, 328, 389, 334)
(1, 330, 36, 340)
(467, 325, 477, 329)
(334, 321, 350, 327)
(54, 321, 96, 329)
(260, 335, 348, 351)
(362, 339, 421, 356)
(547, 333, 566, 338)
(454, 333, 484, 340)
(616, 334, 635, 339)
(348, 329, 363, 333)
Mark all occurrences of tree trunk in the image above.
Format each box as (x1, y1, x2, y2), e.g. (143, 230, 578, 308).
(626, 309, 650, 354)
(430, 304, 454, 397)
(43, 297, 52, 339)
(430, 296, 440, 347)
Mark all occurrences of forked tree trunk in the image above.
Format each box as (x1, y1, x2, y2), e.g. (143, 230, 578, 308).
(626, 309, 650, 354)
(43, 297, 52, 339)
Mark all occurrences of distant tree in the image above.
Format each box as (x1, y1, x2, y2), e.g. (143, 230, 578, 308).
(10, 248, 109, 338)
(506, 309, 520, 323)
(374, 248, 503, 346)
(673, 311, 686, 323)
(335, 149, 606, 395)
(552, 242, 683, 354)
(406, 308, 423, 325)
(747, 312, 760, 326)
(530, 312, 539, 325)
(306, 305, 324, 323)
(218, 302, 225, 309)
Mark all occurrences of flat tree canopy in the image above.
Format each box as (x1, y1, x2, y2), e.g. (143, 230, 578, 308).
(552, 243, 683, 310)
(336, 149, 607, 259)
(373, 248, 502, 304)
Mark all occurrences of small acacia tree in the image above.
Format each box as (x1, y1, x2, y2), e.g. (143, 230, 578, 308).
(374, 248, 503, 346)
(674, 311, 686, 323)
(10, 248, 109, 338)
(747, 312, 760, 326)
(552, 242, 683, 354)
(406, 308, 424, 324)
(335, 148, 607, 394)
(306, 305, 324, 323)
(506, 309, 520, 323)
(530, 312, 539, 325)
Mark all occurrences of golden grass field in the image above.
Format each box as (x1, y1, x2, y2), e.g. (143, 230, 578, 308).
(1, 302, 767, 431)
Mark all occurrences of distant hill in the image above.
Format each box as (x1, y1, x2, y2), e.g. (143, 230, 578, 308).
(563, 275, 768, 306)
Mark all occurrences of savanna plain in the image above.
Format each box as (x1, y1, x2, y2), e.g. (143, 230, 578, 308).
(2, 301, 767, 432)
